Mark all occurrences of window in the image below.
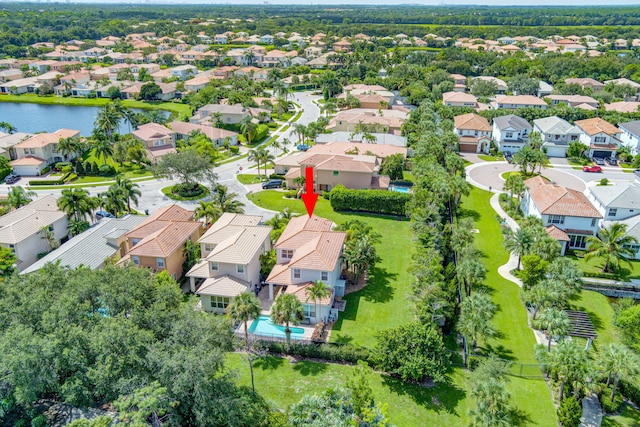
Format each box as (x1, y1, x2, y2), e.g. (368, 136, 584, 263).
(236, 264, 245, 274)
(554, 134, 560, 140)
(321, 271, 328, 281)
(156, 258, 165, 268)
(570, 135, 579, 141)
(304, 304, 316, 320)
(608, 209, 617, 217)
(131, 238, 140, 246)
(569, 235, 587, 249)
(211, 296, 230, 309)
(23, 149, 29, 155)
(594, 136, 607, 143)
(282, 249, 293, 259)
(8, 244, 15, 253)
(132, 255, 140, 265)
(333, 171, 339, 176)
(591, 218, 597, 227)
(210, 261, 219, 271)
(548, 215, 565, 225)
(505, 132, 514, 139)
(204, 244, 214, 252)
(293, 269, 301, 279)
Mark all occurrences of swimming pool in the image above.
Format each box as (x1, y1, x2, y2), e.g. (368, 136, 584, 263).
(248, 315, 305, 339)
(389, 185, 411, 193)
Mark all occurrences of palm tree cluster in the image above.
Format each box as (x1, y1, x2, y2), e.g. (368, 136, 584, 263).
(270, 292, 304, 351)
(6, 186, 36, 210)
(193, 184, 245, 227)
(247, 147, 275, 180)
(457, 292, 496, 364)
(57, 188, 99, 236)
(468, 357, 514, 427)
(336, 220, 381, 286)
(585, 222, 639, 273)
(99, 176, 141, 216)
(265, 208, 295, 243)
(503, 217, 561, 270)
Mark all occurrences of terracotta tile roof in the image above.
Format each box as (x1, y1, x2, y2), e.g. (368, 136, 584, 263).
(167, 121, 238, 140)
(442, 91, 477, 104)
(575, 118, 620, 136)
(128, 221, 201, 258)
(287, 232, 346, 270)
(204, 226, 271, 264)
(314, 155, 376, 173)
(132, 123, 174, 141)
(0, 196, 66, 244)
(306, 142, 406, 159)
(546, 225, 570, 241)
(454, 113, 491, 132)
(196, 274, 251, 297)
(266, 263, 293, 285)
(275, 215, 333, 247)
(605, 102, 640, 113)
(285, 281, 333, 305)
(11, 156, 45, 166)
(15, 129, 80, 149)
(496, 95, 547, 106)
(525, 176, 602, 218)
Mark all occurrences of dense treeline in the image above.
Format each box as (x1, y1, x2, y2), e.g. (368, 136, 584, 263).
(2, 4, 640, 57)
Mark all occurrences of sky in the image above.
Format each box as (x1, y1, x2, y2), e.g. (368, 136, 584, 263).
(13, 0, 640, 5)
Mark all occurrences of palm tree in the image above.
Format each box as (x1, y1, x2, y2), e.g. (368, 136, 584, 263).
(39, 225, 59, 251)
(585, 223, 638, 273)
(537, 307, 571, 351)
(457, 258, 486, 297)
(468, 377, 513, 427)
(503, 227, 534, 269)
(305, 280, 331, 324)
(457, 293, 496, 360)
(270, 292, 304, 351)
(248, 149, 262, 180)
(260, 149, 275, 177)
(597, 343, 640, 402)
(115, 176, 141, 212)
(6, 186, 36, 210)
(549, 340, 589, 401)
(193, 200, 222, 226)
(240, 116, 258, 145)
(57, 136, 84, 164)
(57, 188, 98, 222)
(226, 292, 262, 394)
(0, 121, 17, 134)
(343, 235, 380, 285)
(93, 138, 114, 166)
(212, 185, 245, 213)
(94, 103, 121, 141)
(99, 185, 126, 217)
(293, 123, 307, 144)
(503, 174, 525, 209)
(68, 219, 90, 237)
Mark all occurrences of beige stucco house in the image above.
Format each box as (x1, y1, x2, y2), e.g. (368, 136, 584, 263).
(132, 123, 177, 164)
(10, 129, 80, 176)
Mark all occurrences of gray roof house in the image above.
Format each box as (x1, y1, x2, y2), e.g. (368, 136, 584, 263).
(619, 120, 640, 155)
(21, 215, 147, 274)
(492, 114, 532, 153)
(587, 181, 640, 221)
(602, 216, 640, 260)
(533, 116, 582, 158)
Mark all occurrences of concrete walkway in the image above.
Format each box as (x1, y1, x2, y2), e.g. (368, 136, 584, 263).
(580, 394, 603, 427)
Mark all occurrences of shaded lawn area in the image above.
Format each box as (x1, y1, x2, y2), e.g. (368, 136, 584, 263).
(602, 405, 640, 427)
(247, 190, 413, 348)
(569, 290, 621, 350)
(227, 353, 556, 427)
(568, 254, 640, 281)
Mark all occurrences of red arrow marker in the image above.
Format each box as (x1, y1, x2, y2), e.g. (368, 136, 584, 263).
(301, 166, 318, 217)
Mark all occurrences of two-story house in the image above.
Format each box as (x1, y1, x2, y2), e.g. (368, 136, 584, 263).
(186, 213, 272, 312)
(587, 181, 640, 221)
(265, 215, 346, 324)
(492, 114, 532, 153)
(454, 113, 492, 153)
(619, 120, 640, 155)
(117, 204, 201, 280)
(0, 196, 68, 271)
(545, 94, 599, 110)
(533, 116, 582, 157)
(442, 91, 479, 108)
(131, 123, 177, 164)
(575, 118, 621, 160)
(565, 77, 604, 93)
(10, 129, 80, 176)
(191, 103, 251, 125)
(521, 176, 602, 255)
(168, 121, 239, 146)
(494, 95, 548, 110)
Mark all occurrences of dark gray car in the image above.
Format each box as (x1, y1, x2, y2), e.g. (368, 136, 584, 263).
(262, 179, 283, 189)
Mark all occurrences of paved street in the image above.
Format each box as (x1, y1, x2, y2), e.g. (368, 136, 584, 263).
(0, 91, 322, 220)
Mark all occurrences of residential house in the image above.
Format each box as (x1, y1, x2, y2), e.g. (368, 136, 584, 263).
(575, 118, 621, 159)
(494, 95, 548, 110)
(587, 181, 640, 222)
(327, 109, 407, 135)
(442, 91, 479, 108)
(186, 213, 272, 312)
(340, 84, 396, 109)
(450, 73, 467, 92)
(533, 116, 582, 157)
(117, 204, 201, 280)
(315, 132, 407, 147)
(454, 113, 492, 153)
(265, 215, 346, 324)
(565, 77, 604, 92)
(191, 103, 252, 125)
(492, 114, 532, 153)
(121, 82, 176, 101)
(538, 81, 554, 98)
(10, 129, 80, 176)
(169, 64, 197, 80)
(472, 76, 508, 94)
(605, 101, 640, 114)
(21, 215, 147, 274)
(168, 121, 239, 146)
(545, 94, 599, 109)
(0, 132, 32, 160)
(213, 34, 228, 44)
(0, 69, 22, 83)
(619, 120, 640, 155)
(132, 123, 176, 164)
(304, 46, 323, 59)
(0, 196, 68, 271)
(260, 34, 274, 44)
(521, 176, 602, 255)
(333, 39, 353, 52)
(0, 76, 39, 94)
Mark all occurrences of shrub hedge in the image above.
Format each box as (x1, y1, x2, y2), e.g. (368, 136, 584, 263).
(329, 184, 411, 216)
(620, 380, 640, 406)
(601, 387, 624, 414)
(263, 341, 372, 364)
(0, 167, 11, 180)
(28, 172, 77, 186)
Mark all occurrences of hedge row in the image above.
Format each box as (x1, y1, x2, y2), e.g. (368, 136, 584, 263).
(29, 172, 77, 186)
(263, 341, 372, 365)
(0, 167, 11, 180)
(329, 184, 411, 216)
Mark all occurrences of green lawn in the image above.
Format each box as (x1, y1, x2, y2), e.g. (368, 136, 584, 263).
(602, 405, 640, 427)
(226, 354, 556, 427)
(478, 154, 502, 162)
(236, 174, 264, 185)
(247, 190, 414, 347)
(569, 290, 620, 350)
(568, 254, 640, 281)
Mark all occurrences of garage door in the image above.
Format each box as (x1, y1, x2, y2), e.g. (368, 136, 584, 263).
(546, 146, 567, 158)
(459, 143, 477, 153)
(592, 150, 612, 158)
(12, 165, 41, 176)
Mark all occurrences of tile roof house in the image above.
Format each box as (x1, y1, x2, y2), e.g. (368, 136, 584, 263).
(191, 103, 253, 125)
(327, 108, 407, 135)
(132, 123, 177, 164)
(265, 215, 346, 324)
(533, 116, 582, 158)
(0, 196, 68, 271)
(10, 129, 80, 176)
(575, 118, 621, 159)
(619, 120, 640, 155)
(605, 101, 640, 114)
(0, 132, 32, 160)
(587, 181, 640, 222)
(454, 113, 492, 153)
(168, 121, 239, 147)
(545, 94, 599, 109)
(494, 95, 548, 110)
(21, 215, 147, 274)
(442, 91, 478, 108)
(492, 114, 532, 153)
(117, 204, 201, 280)
(521, 176, 602, 254)
(565, 77, 604, 92)
(186, 213, 272, 312)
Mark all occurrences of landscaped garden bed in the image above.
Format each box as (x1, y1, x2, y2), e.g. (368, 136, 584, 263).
(162, 183, 210, 201)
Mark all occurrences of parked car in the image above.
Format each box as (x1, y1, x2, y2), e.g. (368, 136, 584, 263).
(503, 151, 513, 163)
(296, 144, 310, 151)
(261, 179, 283, 189)
(605, 157, 618, 166)
(95, 210, 115, 220)
(583, 165, 602, 173)
(3, 173, 19, 184)
(593, 157, 605, 165)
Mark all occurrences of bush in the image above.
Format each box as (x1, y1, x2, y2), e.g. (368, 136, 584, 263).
(55, 161, 71, 171)
(620, 379, 640, 406)
(0, 167, 11, 180)
(229, 146, 240, 155)
(321, 190, 331, 200)
(75, 162, 84, 175)
(329, 184, 411, 216)
(263, 341, 372, 364)
(269, 173, 285, 180)
(29, 172, 77, 186)
(601, 387, 624, 414)
(98, 164, 116, 176)
(90, 162, 100, 175)
(389, 179, 414, 187)
(41, 166, 51, 174)
(557, 396, 582, 427)
(284, 189, 299, 199)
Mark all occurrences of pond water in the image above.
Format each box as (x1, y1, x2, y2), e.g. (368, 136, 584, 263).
(0, 102, 168, 136)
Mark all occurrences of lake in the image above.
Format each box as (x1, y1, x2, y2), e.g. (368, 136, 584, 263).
(0, 102, 167, 136)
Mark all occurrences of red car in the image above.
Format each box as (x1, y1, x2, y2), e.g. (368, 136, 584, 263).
(583, 165, 602, 173)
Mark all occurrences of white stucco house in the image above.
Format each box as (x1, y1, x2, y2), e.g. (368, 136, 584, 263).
(575, 118, 622, 160)
(618, 120, 640, 155)
(522, 176, 602, 255)
(533, 116, 582, 158)
(492, 114, 532, 153)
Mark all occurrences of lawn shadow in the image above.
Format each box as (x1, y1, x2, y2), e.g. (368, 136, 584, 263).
(458, 207, 481, 222)
(253, 355, 285, 371)
(292, 360, 328, 376)
(332, 334, 354, 344)
(571, 303, 604, 332)
(381, 375, 466, 416)
(361, 266, 396, 304)
(480, 343, 515, 361)
(509, 406, 534, 427)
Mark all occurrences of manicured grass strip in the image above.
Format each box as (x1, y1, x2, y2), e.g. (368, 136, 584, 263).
(236, 174, 263, 185)
(568, 254, 640, 281)
(602, 404, 640, 426)
(247, 190, 413, 348)
(478, 154, 502, 162)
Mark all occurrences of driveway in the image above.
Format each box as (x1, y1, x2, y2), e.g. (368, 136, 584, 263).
(467, 162, 587, 192)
